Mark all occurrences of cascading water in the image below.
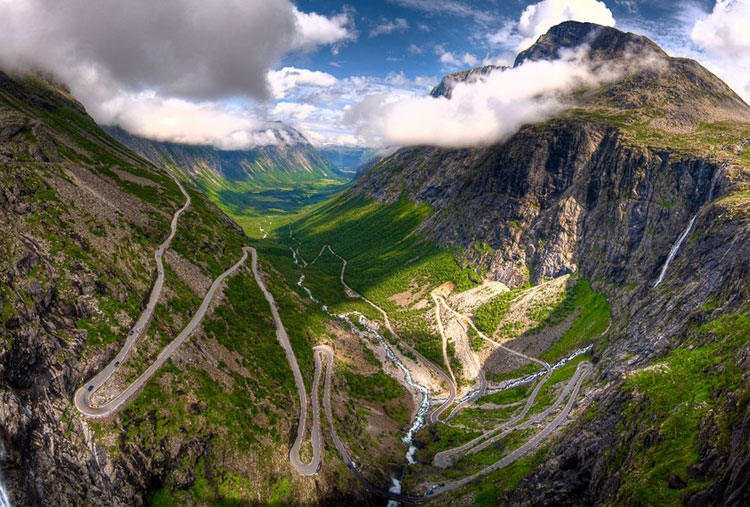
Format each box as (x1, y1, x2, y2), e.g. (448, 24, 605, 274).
(0, 477, 11, 507)
(653, 215, 697, 287)
(296, 275, 432, 464)
(654, 141, 748, 288)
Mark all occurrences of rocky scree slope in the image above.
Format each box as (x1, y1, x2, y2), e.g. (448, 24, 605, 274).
(349, 22, 750, 504)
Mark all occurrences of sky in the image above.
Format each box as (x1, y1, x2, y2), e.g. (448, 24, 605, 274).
(0, 0, 749, 150)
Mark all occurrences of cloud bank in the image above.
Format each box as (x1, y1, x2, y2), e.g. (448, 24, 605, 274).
(0, 0, 355, 148)
(346, 48, 625, 148)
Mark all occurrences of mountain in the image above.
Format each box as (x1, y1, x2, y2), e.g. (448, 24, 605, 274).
(284, 22, 750, 505)
(318, 145, 376, 173)
(429, 64, 505, 99)
(105, 124, 350, 236)
(0, 71, 385, 506)
(4, 20, 750, 507)
(105, 123, 343, 189)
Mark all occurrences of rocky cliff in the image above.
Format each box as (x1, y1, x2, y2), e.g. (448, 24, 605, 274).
(343, 22, 750, 504)
(0, 70, 406, 507)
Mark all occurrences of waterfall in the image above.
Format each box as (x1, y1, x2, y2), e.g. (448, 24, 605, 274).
(654, 141, 748, 288)
(653, 215, 697, 288)
(0, 476, 11, 507)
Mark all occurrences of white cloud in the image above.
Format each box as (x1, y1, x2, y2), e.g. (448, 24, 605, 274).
(292, 7, 357, 53)
(435, 44, 479, 70)
(691, 0, 750, 59)
(272, 102, 318, 120)
(517, 0, 616, 49)
(462, 53, 479, 66)
(387, 0, 497, 25)
(267, 67, 338, 99)
(346, 47, 635, 148)
(98, 91, 282, 150)
(0, 0, 357, 149)
(408, 44, 424, 55)
(689, 0, 750, 100)
(370, 18, 409, 37)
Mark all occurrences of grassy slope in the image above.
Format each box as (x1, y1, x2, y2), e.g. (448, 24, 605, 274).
(0, 73, 332, 505)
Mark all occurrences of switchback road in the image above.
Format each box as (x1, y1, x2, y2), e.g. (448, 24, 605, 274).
(74, 176, 191, 416)
(75, 246, 249, 417)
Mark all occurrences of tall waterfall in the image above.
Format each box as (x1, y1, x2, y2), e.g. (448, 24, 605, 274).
(0, 476, 11, 507)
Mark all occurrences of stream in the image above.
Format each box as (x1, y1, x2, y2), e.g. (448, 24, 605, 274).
(297, 275, 432, 464)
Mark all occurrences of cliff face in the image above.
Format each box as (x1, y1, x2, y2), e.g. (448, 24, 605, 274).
(348, 22, 750, 504)
(0, 71, 400, 507)
(354, 120, 732, 289)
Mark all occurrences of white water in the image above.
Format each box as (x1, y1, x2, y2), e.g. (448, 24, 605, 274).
(654, 141, 748, 288)
(484, 345, 593, 395)
(653, 215, 697, 288)
(356, 315, 431, 464)
(387, 477, 402, 507)
(296, 275, 432, 464)
(0, 478, 11, 507)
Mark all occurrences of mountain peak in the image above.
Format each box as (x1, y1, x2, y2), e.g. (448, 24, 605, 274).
(513, 21, 665, 67)
(429, 64, 507, 99)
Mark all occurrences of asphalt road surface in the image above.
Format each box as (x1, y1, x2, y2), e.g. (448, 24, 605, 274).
(250, 247, 322, 476)
(74, 176, 191, 417)
(75, 245, 249, 417)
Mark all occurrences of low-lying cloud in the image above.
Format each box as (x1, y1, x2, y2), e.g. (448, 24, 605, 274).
(0, 0, 355, 149)
(346, 48, 628, 148)
(98, 91, 286, 150)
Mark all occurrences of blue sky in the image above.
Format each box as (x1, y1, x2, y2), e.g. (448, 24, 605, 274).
(283, 0, 715, 79)
(1, 0, 748, 150)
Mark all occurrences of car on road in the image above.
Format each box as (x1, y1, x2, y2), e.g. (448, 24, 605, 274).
(426, 490, 433, 495)
(87, 385, 94, 391)
(115, 361, 120, 366)
(129, 331, 134, 335)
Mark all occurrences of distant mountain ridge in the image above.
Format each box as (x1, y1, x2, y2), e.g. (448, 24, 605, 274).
(105, 123, 343, 190)
(318, 146, 376, 173)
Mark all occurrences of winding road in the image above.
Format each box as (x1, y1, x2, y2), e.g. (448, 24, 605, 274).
(250, 247, 323, 476)
(74, 176, 191, 416)
(445, 320, 486, 422)
(308, 244, 457, 419)
(74, 177, 253, 418)
(284, 238, 594, 502)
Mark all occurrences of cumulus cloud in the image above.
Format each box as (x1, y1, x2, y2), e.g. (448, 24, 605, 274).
(267, 67, 338, 99)
(346, 47, 630, 148)
(0, 0, 353, 101)
(0, 0, 356, 148)
(272, 102, 318, 120)
(516, 0, 616, 50)
(97, 91, 284, 150)
(370, 18, 409, 37)
(691, 0, 750, 59)
(292, 7, 357, 53)
(689, 0, 750, 100)
(435, 45, 479, 69)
